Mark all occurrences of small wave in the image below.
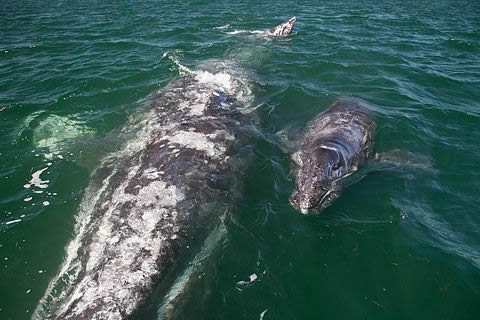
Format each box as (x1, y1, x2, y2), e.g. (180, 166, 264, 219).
(392, 198, 480, 269)
(213, 24, 230, 30)
(162, 51, 193, 76)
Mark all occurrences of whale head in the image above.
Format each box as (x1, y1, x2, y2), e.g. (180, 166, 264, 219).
(289, 147, 346, 214)
(267, 16, 296, 37)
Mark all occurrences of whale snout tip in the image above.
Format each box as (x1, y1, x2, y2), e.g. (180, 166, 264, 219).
(299, 207, 309, 215)
(286, 16, 297, 28)
(289, 191, 317, 215)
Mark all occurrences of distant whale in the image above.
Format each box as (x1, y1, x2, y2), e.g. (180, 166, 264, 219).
(33, 61, 254, 319)
(266, 16, 296, 37)
(289, 99, 376, 214)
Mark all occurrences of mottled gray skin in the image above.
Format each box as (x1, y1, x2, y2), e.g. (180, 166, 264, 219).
(290, 99, 376, 214)
(266, 16, 296, 37)
(34, 74, 251, 319)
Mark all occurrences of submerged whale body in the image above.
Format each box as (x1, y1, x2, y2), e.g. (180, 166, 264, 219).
(290, 99, 376, 214)
(33, 63, 253, 319)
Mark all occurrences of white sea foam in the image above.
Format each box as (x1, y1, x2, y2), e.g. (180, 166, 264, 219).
(260, 309, 268, 320)
(226, 30, 248, 35)
(5, 219, 22, 225)
(164, 52, 193, 76)
(24, 167, 49, 189)
(194, 70, 233, 91)
(226, 29, 265, 36)
(236, 273, 258, 286)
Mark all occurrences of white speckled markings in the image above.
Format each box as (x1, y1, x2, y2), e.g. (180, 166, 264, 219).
(167, 130, 233, 159)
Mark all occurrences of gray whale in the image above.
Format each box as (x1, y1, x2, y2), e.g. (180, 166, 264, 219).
(290, 98, 376, 214)
(33, 62, 253, 319)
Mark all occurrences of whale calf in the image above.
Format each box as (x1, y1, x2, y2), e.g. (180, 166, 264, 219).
(33, 61, 254, 319)
(289, 99, 376, 214)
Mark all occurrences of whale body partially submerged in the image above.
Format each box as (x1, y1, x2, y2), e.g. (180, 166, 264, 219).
(33, 62, 254, 319)
(266, 16, 297, 37)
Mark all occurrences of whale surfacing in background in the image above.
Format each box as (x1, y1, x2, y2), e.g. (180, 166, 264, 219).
(266, 16, 296, 37)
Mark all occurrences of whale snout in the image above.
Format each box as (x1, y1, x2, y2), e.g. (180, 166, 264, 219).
(289, 190, 322, 214)
(290, 184, 338, 214)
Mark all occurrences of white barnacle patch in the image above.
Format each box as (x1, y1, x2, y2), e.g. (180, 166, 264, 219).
(86, 219, 114, 272)
(167, 130, 227, 159)
(188, 103, 207, 116)
(127, 165, 140, 179)
(142, 209, 163, 233)
(175, 89, 211, 117)
(208, 130, 235, 142)
(136, 181, 185, 208)
(143, 168, 160, 180)
(292, 151, 304, 166)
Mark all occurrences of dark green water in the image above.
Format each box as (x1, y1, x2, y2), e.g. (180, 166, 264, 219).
(1, 0, 480, 319)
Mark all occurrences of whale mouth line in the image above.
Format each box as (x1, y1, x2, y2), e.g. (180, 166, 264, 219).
(318, 189, 333, 207)
(291, 188, 334, 215)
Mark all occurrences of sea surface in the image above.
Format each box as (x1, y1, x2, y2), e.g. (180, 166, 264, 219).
(1, 0, 480, 319)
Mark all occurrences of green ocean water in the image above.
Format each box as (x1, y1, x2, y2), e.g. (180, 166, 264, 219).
(1, 0, 480, 319)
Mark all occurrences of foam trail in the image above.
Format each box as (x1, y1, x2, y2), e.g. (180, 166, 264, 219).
(213, 24, 230, 30)
(226, 30, 265, 36)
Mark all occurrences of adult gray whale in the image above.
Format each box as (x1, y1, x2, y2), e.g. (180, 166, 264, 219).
(289, 99, 376, 214)
(33, 61, 254, 319)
